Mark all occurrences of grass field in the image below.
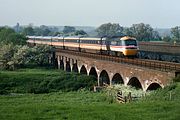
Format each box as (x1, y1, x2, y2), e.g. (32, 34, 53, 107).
(0, 68, 180, 120)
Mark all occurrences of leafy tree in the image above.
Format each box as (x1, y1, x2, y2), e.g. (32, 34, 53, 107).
(171, 26, 180, 43)
(0, 27, 27, 45)
(74, 30, 87, 36)
(96, 23, 123, 37)
(22, 26, 35, 36)
(63, 26, 76, 34)
(0, 44, 18, 70)
(124, 23, 161, 41)
(162, 36, 172, 42)
(28, 45, 54, 66)
(39, 25, 51, 36)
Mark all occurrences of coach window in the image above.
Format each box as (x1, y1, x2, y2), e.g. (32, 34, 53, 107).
(111, 41, 117, 46)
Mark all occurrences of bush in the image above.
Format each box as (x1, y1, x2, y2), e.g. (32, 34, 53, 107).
(0, 69, 97, 94)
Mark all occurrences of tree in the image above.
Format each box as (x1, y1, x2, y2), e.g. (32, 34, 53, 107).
(171, 26, 180, 43)
(162, 36, 171, 42)
(74, 30, 87, 36)
(22, 26, 34, 36)
(0, 27, 27, 45)
(29, 45, 54, 66)
(125, 23, 160, 41)
(96, 23, 123, 37)
(0, 44, 18, 70)
(63, 26, 76, 34)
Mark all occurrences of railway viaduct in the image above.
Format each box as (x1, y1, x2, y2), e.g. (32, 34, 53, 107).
(55, 49, 176, 91)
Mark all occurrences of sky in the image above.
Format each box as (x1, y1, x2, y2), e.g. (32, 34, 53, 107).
(0, 0, 180, 28)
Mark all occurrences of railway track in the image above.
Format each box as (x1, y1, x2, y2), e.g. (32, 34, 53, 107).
(56, 48, 180, 72)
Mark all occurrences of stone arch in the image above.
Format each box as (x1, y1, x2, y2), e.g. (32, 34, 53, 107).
(80, 65, 87, 75)
(147, 83, 162, 91)
(60, 60, 64, 70)
(72, 63, 78, 73)
(112, 73, 124, 85)
(99, 70, 110, 86)
(66, 61, 71, 72)
(127, 77, 142, 89)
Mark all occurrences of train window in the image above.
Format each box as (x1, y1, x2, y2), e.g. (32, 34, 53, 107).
(117, 41, 122, 46)
(111, 41, 117, 46)
(124, 40, 137, 46)
(58, 39, 63, 42)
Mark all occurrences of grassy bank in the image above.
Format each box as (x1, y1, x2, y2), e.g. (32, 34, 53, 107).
(0, 68, 180, 120)
(0, 90, 180, 120)
(0, 68, 96, 94)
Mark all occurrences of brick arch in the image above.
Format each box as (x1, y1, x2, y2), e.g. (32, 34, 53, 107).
(127, 77, 143, 89)
(60, 60, 64, 70)
(72, 63, 78, 73)
(99, 70, 110, 86)
(80, 65, 87, 75)
(112, 73, 124, 85)
(146, 82, 162, 91)
(89, 67, 98, 79)
(66, 61, 71, 72)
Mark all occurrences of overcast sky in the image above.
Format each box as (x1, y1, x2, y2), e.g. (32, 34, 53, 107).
(0, 0, 180, 28)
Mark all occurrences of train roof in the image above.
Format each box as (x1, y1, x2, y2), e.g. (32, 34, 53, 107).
(27, 36, 136, 41)
(120, 36, 136, 40)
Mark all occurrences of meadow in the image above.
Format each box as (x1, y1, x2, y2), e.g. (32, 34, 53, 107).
(0, 68, 180, 120)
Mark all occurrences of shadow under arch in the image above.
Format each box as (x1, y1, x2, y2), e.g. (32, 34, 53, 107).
(66, 62, 71, 72)
(72, 63, 78, 73)
(147, 83, 162, 91)
(89, 67, 98, 79)
(80, 65, 87, 75)
(99, 70, 110, 86)
(127, 77, 142, 89)
(60, 60, 64, 70)
(112, 73, 124, 85)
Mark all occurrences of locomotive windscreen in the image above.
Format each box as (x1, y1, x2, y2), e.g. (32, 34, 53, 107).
(124, 40, 137, 46)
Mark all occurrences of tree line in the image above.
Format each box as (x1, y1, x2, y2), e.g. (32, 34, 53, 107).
(12, 23, 180, 43)
(96, 23, 180, 43)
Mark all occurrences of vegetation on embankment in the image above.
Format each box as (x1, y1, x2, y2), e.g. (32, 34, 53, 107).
(0, 68, 96, 94)
(0, 68, 180, 120)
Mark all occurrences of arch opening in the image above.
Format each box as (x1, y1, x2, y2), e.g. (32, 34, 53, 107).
(147, 83, 162, 91)
(66, 62, 71, 72)
(127, 77, 142, 89)
(72, 63, 78, 73)
(99, 70, 110, 86)
(89, 67, 98, 80)
(112, 73, 124, 85)
(80, 65, 87, 75)
(60, 60, 64, 70)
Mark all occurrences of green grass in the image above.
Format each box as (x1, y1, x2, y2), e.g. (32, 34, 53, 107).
(0, 68, 96, 94)
(0, 90, 180, 120)
(0, 68, 180, 120)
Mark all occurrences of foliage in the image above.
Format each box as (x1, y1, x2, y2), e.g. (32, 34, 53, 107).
(0, 44, 53, 70)
(63, 26, 76, 34)
(28, 45, 54, 66)
(74, 30, 87, 36)
(0, 44, 18, 70)
(0, 27, 27, 45)
(171, 26, 180, 43)
(0, 68, 97, 94)
(162, 35, 172, 42)
(96, 23, 123, 37)
(124, 23, 161, 41)
(22, 26, 35, 36)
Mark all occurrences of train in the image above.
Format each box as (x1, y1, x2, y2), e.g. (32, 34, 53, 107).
(27, 36, 138, 57)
